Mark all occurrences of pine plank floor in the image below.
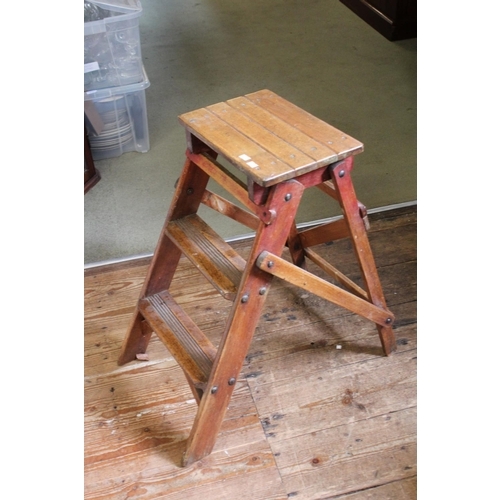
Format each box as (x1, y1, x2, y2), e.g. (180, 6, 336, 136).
(84, 205, 417, 500)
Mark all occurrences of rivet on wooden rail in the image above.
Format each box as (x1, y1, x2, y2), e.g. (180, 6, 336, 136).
(284, 193, 292, 201)
(338, 170, 345, 178)
(228, 378, 236, 386)
(259, 287, 267, 295)
(241, 294, 249, 303)
(385, 318, 392, 324)
(186, 187, 194, 194)
(211, 386, 218, 394)
(267, 261, 274, 269)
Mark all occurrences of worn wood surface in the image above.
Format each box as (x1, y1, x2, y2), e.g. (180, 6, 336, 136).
(182, 178, 306, 465)
(179, 90, 363, 187)
(84, 205, 416, 499)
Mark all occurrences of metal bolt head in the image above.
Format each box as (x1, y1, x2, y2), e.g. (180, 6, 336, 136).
(284, 193, 292, 202)
(385, 318, 392, 324)
(211, 386, 218, 394)
(241, 294, 249, 303)
(186, 187, 194, 194)
(267, 261, 274, 269)
(228, 377, 236, 386)
(338, 170, 345, 178)
(259, 287, 267, 295)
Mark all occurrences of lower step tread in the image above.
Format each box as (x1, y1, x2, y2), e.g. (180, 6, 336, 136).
(139, 290, 217, 387)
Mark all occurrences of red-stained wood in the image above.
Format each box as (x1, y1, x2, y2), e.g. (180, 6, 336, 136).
(84, 207, 417, 500)
(286, 221, 306, 269)
(304, 247, 368, 300)
(201, 190, 260, 231)
(329, 159, 396, 355)
(178, 90, 363, 187)
(243, 90, 364, 163)
(316, 179, 339, 201)
(298, 218, 351, 247)
(117, 89, 397, 467)
(84, 206, 417, 500)
(117, 158, 211, 365)
(187, 151, 259, 214)
(255, 250, 392, 326)
(183, 179, 305, 466)
(166, 214, 247, 300)
(138, 290, 217, 388)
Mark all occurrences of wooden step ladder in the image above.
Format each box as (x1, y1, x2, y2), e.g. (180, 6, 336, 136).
(118, 90, 396, 466)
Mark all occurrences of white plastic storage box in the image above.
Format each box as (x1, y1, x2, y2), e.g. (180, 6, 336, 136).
(84, 0, 144, 91)
(84, 67, 150, 160)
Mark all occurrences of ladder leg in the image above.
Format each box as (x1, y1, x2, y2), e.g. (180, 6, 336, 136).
(117, 315, 153, 366)
(118, 157, 211, 365)
(329, 158, 396, 355)
(287, 221, 307, 268)
(182, 179, 305, 466)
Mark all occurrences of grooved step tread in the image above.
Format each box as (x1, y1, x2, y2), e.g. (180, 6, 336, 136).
(138, 290, 217, 387)
(167, 214, 246, 300)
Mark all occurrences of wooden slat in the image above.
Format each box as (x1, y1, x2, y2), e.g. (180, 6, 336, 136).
(256, 250, 394, 326)
(179, 107, 293, 186)
(208, 101, 316, 170)
(304, 247, 368, 299)
(188, 152, 257, 212)
(167, 214, 246, 300)
(298, 218, 351, 247)
(178, 90, 364, 187)
(245, 90, 364, 157)
(201, 190, 260, 231)
(139, 290, 217, 387)
(227, 96, 335, 161)
(316, 179, 339, 200)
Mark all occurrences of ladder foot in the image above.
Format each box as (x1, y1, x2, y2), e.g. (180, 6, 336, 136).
(378, 324, 397, 356)
(117, 315, 152, 365)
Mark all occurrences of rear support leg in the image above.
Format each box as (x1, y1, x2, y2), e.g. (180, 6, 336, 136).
(329, 158, 396, 355)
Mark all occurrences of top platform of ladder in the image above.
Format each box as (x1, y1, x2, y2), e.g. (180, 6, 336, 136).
(178, 89, 363, 188)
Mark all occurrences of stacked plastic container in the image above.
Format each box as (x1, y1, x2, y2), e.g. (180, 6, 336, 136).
(84, 0, 150, 160)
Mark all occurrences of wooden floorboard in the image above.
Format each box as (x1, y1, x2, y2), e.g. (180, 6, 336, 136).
(84, 206, 417, 499)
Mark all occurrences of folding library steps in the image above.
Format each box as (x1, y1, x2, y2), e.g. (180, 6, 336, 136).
(118, 90, 396, 466)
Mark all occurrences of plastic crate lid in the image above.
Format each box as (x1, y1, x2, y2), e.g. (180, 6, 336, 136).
(88, 0, 142, 14)
(84, 65, 150, 101)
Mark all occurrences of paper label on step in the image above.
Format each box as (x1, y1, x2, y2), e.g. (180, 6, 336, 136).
(239, 154, 251, 161)
(85, 62, 100, 73)
(247, 161, 259, 168)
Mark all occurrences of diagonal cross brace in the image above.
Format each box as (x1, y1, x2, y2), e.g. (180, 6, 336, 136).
(256, 250, 394, 327)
